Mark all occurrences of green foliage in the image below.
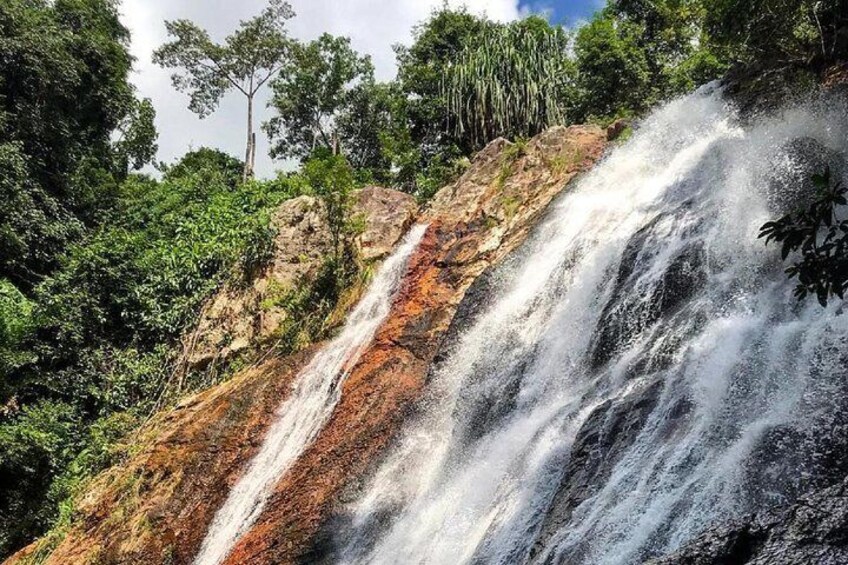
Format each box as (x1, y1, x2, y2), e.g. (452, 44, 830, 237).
(153, 0, 295, 179)
(153, 0, 294, 118)
(266, 34, 375, 162)
(760, 168, 848, 306)
(396, 6, 489, 159)
(413, 155, 471, 203)
(575, 1, 728, 120)
(264, 254, 362, 355)
(445, 17, 577, 150)
(666, 48, 729, 94)
(704, 0, 846, 69)
(0, 280, 35, 400)
(39, 156, 291, 358)
(0, 152, 297, 558)
(0, 401, 81, 558)
(336, 81, 406, 182)
(259, 4, 729, 197)
(162, 147, 244, 188)
(0, 0, 134, 184)
(574, 15, 653, 119)
(0, 0, 145, 288)
(0, 142, 85, 289)
(114, 98, 159, 175)
(303, 151, 357, 261)
(0, 17, 157, 547)
(611, 0, 707, 72)
(47, 410, 140, 509)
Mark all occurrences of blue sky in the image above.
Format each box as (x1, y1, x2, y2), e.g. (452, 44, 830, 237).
(521, 0, 604, 25)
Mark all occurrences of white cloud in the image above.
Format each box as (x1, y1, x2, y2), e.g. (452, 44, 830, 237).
(121, 0, 521, 178)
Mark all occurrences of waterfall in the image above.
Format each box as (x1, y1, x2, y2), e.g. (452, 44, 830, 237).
(194, 224, 427, 565)
(337, 87, 848, 564)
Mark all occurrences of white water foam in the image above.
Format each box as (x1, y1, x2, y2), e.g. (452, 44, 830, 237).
(194, 224, 427, 565)
(339, 88, 848, 565)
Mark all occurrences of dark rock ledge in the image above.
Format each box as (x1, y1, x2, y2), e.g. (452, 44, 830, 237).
(649, 476, 848, 565)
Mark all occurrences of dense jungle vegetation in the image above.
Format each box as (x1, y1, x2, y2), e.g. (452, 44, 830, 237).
(0, 0, 845, 558)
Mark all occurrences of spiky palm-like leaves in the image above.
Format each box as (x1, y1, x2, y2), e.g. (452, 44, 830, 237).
(444, 20, 576, 150)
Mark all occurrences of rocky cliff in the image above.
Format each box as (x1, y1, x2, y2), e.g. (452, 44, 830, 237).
(7, 124, 607, 565)
(179, 187, 418, 373)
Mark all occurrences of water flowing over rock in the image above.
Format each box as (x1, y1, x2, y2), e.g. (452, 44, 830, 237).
(11, 124, 605, 565)
(11, 88, 848, 565)
(217, 124, 605, 565)
(649, 476, 848, 565)
(332, 88, 848, 565)
(193, 224, 427, 565)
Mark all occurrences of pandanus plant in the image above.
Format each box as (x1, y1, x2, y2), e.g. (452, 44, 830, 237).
(444, 18, 577, 150)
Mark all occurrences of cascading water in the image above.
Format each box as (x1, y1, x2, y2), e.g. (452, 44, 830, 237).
(193, 225, 427, 565)
(336, 87, 848, 564)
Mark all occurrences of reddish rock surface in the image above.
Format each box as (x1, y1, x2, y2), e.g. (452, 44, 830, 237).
(823, 62, 848, 88)
(225, 125, 607, 565)
(9, 125, 605, 565)
(7, 350, 318, 565)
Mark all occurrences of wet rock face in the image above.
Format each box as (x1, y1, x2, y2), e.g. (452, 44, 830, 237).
(644, 346, 848, 565)
(532, 380, 664, 557)
(590, 219, 707, 370)
(649, 476, 848, 565)
(764, 137, 847, 214)
(745, 389, 848, 511)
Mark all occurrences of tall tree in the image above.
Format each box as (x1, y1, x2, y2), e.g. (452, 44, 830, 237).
(265, 34, 375, 163)
(610, 0, 727, 96)
(395, 7, 489, 158)
(113, 98, 159, 177)
(704, 0, 847, 69)
(574, 14, 652, 119)
(153, 0, 295, 182)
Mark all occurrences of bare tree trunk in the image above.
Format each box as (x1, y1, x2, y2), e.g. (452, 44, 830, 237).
(243, 94, 254, 183)
(250, 132, 257, 176)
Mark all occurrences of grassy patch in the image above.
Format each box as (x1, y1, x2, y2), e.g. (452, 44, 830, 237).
(545, 143, 588, 176)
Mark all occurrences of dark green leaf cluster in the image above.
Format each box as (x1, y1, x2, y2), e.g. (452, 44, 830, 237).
(0, 0, 155, 289)
(704, 0, 847, 70)
(760, 168, 848, 306)
(266, 34, 376, 164)
(303, 150, 358, 262)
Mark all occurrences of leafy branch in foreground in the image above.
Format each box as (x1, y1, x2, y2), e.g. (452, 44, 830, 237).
(760, 167, 848, 306)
